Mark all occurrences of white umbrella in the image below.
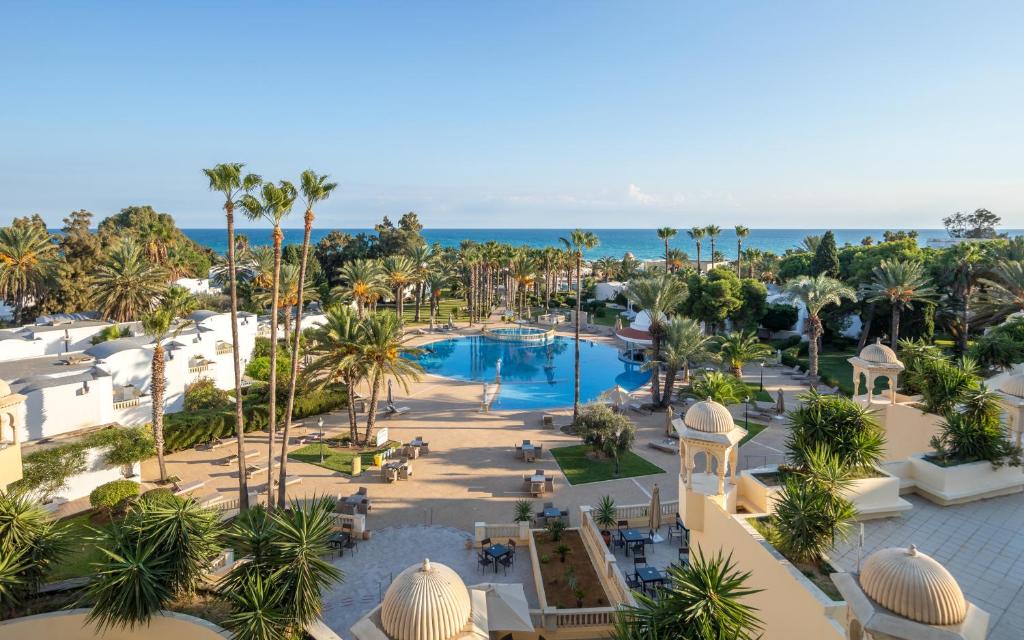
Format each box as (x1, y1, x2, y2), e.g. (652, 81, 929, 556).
(387, 379, 394, 407)
(776, 389, 785, 415)
(601, 385, 631, 410)
(648, 484, 663, 541)
(472, 583, 534, 632)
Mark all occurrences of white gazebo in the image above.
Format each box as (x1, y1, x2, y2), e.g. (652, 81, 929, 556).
(996, 372, 1024, 447)
(673, 399, 747, 501)
(848, 339, 905, 404)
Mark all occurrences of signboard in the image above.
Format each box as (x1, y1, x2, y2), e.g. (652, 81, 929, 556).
(375, 427, 389, 447)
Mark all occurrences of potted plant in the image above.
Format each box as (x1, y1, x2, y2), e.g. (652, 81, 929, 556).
(513, 499, 533, 523)
(593, 495, 617, 547)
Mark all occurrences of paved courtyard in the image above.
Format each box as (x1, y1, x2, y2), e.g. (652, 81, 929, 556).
(831, 492, 1024, 640)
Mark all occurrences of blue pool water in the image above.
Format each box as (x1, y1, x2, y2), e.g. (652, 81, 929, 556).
(413, 335, 649, 410)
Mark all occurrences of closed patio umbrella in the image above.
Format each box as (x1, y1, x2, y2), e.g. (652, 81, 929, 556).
(614, 316, 623, 332)
(387, 379, 394, 407)
(776, 389, 785, 414)
(471, 583, 534, 632)
(665, 405, 674, 436)
(648, 484, 663, 541)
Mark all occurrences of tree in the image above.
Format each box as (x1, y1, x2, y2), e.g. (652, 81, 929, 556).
(654, 316, 716, 405)
(204, 162, 262, 510)
(704, 225, 721, 266)
(687, 227, 705, 273)
(786, 391, 885, 474)
(863, 259, 937, 348)
(45, 210, 103, 314)
(781, 275, 857, 377)
(686, 371, 748, 405)
(976, 260, 1024, 325)
(760, 302, 799, 333)
(943, 208, 1001, 239)
(810, 230, 839, 277)
(734, 225, 750, 277)
(241, 179, 298, 505)
(626, 274, 688, 406)
(684, 267, 741, 334)
(382, 254, 417, 319)
(656, 227, 676, 272)
(408, 243, 435, 322)
(716, 330, 772, 378)
(937, 243, 985, 352)
(768, 457, 856, 566)
(614, 549, 762, 640)
(332, 259, 388, 318)
(302, 305, 366, 442)
(142, 307, 191, 482)
(560, 229, 600, 422)
(0, 223, 57, 322)
(0, 490, 68, 614)
(573, 404, 636, 475)
(358, 311, 423, 445)
(733, 278, 768, 331)
(90, 239, 168, 322)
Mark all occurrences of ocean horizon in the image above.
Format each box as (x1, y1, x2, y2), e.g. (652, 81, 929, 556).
(179, 228, 1024, 262)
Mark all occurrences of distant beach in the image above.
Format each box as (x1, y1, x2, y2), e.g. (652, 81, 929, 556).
(182, 228, 1024, 261)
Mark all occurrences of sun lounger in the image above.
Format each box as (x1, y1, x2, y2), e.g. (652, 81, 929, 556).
(245, 464, 266, 478)
(384, 405, 410, 417)
(541, 414, 555, 428)
(648, 440, 679, 454)
(173, 480, 205, 496)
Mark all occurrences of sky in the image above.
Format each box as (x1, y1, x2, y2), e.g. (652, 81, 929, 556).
(0, 1, 1022, 229)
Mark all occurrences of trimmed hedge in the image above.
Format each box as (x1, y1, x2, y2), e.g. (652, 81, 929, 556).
(163, 384, 346, 452)
(90, 479, 140, 512)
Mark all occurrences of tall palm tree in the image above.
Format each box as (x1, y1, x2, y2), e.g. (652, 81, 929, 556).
(141, 307, 190, 482)
(942, 243, 984, 353)
(614, 548, 762, 640)
(541, 247, 558, 310)
(425, 272, 451, 328)
(241, 180, 298, 506)
(559, 229, 600, 422)
(977, 260, 1024, 322)
(687, 227, 705, 274)
(782, 275, 857, 377)
(90, 239, 168, 322)
(204, 162, 262, 510)
(0, 224, 57, 322)
(704, 225, 721, 267)
(734, 225, 750, 277)
(332, 259, 388, 318)
(409, 243, 434, 322)
(625, 274, 688, 406)
(358, 311, 423, 445)
(656, 227, 677, 272)
(653, 316, 716, 406)
(382, 254, 417, 319)
(864, 259, 937, 348)
(302, 305, 366, 443)
(509, 250, 537, 319)
(717, 330, 773, 378)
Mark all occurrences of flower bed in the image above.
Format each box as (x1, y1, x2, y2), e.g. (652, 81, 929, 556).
(533, 529, 609, 608)
(907, 453, 1024, 505)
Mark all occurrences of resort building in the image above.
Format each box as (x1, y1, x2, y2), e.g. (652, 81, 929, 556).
(0, 379, 25, 492)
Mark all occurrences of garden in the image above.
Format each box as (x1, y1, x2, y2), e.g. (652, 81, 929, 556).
(552, 404, 664, 484)
(532, 520, 609, 608)
(288, 439, 400, 475)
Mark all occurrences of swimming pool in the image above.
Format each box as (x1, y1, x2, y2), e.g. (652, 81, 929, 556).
(413, 335, 648, 410)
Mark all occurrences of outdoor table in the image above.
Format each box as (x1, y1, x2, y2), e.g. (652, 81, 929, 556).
(328, 532, 350, 556)
(635, 566, 664, 590)
(531, 474, 545, 483)
(542, 507, 561, 519)
(620, 529, 649, 556)
(484, 543, 511, 573)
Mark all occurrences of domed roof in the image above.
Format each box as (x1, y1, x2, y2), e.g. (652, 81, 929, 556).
(999, 372, 1024, 399)
(683, 400, 735, 434)
(860, 545, 967, 626)
(859, 339, 901, 365)
(630, 310, 666, 332)
(0, 379, 10, 398)
(381, 559, 471, 640)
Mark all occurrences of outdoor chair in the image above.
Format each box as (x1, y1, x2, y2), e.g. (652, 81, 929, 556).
(633, 555, 647, 568)
(531, 482, 543, 497)
(344, 536, 358, 554)
(534, 444, 543, 458)
(534, 513, 547, 527)
(543, 501, 554, 509)
(541, 415, 554, 428)
(626, 573, 641, 589)
(524, 450, 535, 463)
(398, 465, 411, 480)
(477, 552, 494, 573)
(632, 542, 646, 557)
(480, 537, 492, 546)
(617, 520, 628, 531)
(545, 478, 554, 492)
(357, 486, 368, 496)
(498, 554, 513, 574)
(523, 440, 531, 445)
(678, 547, 689, 564)
(535, 469, 545, 476)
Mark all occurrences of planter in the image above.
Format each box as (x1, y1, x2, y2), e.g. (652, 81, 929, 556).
(740, 465, 911, 520)
(907, 454, 1024, 506)
(600, 530, 612, 547)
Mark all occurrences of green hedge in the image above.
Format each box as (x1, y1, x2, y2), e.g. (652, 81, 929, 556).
(90, 479, 140, 512)
(163, 384, 346, 452)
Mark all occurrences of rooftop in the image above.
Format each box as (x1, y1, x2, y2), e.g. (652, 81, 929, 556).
(0, 353, 96, 384)
(27, 319, 111, 334)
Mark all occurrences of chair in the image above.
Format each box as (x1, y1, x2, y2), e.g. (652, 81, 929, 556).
(344, 536, 358, 554)
(419, 443, 430, 454)
(648, 529, 657, 542)
(626, 573, 641, 589)
(545, 478, 554, 493)
(632, 542, 646, 557)
(633, 555, 647, 568)
(535, 469, 545, 477)
(398, 465, 411, 480)
(523, 440, 531, 445)
(534, 444, 543, 458)
(617, 520, 628, 531)
(543, 501, 554, 509)
(477, 552, 494, 573)
(668, 525, 685, 543)
(357, 486, 368, 496)
(534, 513, 547, 527)
(678, 546, 689, 564)
(498, 553, 513, 574)
(480, 537, 492, 547)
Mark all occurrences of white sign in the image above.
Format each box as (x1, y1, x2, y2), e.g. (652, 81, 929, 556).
(375, 427, 389, 447)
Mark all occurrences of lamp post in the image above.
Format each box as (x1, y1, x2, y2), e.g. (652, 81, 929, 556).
(318, 417, 325, 463)
(744, 396, 750, 429)
(759, 361, 765, 392)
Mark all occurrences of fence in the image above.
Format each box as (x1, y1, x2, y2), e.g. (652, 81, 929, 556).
(207, 492, 366, 534)
(474, 521, 530, 543)
(613, 499, 680, 526)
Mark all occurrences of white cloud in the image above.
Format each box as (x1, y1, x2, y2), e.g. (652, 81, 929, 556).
(627, 183, 658, 205)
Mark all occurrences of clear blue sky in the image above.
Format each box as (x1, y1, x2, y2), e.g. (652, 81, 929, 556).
(1, 1, 1021, 229)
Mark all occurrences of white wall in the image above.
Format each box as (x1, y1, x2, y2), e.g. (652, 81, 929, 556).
(20, 377, 114, 442)
(0, 336, 45, 361)
(27, 323, 115, 354)
(56, 445, 141, 502)
(174, 277, 212, 294)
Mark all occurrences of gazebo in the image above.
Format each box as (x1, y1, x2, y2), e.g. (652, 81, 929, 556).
(673, 399, 747, 498)
(996, 372, 1024, 447)
(848, 339, 905, 404)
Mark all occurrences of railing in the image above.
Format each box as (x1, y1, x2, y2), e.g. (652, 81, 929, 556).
(475, 522, 528, 543)
(206, 493, 365, 534)
(189, 363, 212, 374)
(216, 343, 233, 355)
(555, 608, 617, 627)
(613, 499, 679, 524)
(578, 508, 636, 608)
(112, 398, 140, 410)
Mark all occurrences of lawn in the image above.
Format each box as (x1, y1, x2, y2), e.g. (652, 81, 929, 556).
(550, 445, 664, 485)
(738, 420, 766, 446)
(51, 511, 106, 581)
(381, 297, 464, 326)
(288, 441, 399, 475)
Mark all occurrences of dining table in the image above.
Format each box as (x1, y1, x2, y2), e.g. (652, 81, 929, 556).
(542, 506, 562, 519)
(635, 566, 664, 591)
(483, 543, 511, 572)
(620, 528, 650, 556)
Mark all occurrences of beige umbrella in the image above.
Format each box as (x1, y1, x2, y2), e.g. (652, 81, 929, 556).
(648, 483, 663, 539)
(471, 583, 534, 632)
(665, 405, 675, 436)
(776, 389, 785, 415)
(614, 316, 623, 332)
(601, 385, 631, 410)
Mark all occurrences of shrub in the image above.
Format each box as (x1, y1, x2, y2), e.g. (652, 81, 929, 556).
(684, 371, 748, 405)
(769, 334, 802, 351)
(514, 499, 533, 523)
(141, 487, 176, 503)
(90, 324, 129, 345)
(593, 495, 617, 531)
(574, 403, 636, 460)
(929, 386, 1022, 467)
(90, 479, 140, 513)
(760, 303, 799, 333)
(184, 377, 231, 411)
(786, 391, 885, 474)
(909, 357, 978, 416)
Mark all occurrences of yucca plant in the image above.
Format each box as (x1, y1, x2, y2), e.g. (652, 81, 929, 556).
(909, 357, 977, 416)
(930, 386, 1022, 467)
(593, 495, 618, 532)
(685, 370, 748, 406)
(0, 490, 68, 613)
(513, 499, 534, 523)
(223, 572, 288, 640)
(768, 476, 856, 566)
(786, 390, 885, 475)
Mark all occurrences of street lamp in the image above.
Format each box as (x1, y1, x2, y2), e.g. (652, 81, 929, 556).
(318, 417, 325, 463)
(759, 361, 765, 392)
(743, 396, 750, 428)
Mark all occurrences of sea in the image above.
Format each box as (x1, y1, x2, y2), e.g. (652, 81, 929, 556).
(181, 228, 1024, 262)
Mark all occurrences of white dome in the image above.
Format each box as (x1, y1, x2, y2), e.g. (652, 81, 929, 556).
(381, 559, 471, 640)
(630, 310, 666, 332)
(859, 339, 901, 365)
(683, 400, 735, 434)
(999, 373, 1024, 399)
(860, 545, 967, 626)
(0, 379, 10, 398)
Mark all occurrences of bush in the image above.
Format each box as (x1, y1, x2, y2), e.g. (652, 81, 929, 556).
(574, 403, 636, 458)
(90, 479, 140, 513)
(185, 377, 231, 411)
(786, 391, 885, 474)
(760, 303, 799, 333)
(929, 387, 1022, 467)
(141, 487, 176, 503)
(769, 334, 802, 351)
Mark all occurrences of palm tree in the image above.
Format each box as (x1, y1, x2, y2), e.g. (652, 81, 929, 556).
(782, 275, 857, 377)
(734, 225, 749, 277)
(559, 229, 600, 422)
(704, 225, 721, 266)
(614, 548, 762, 640)
(424, 272, 451, 328)
(942, 243, 984, 353)
(90, 239, 169, 322)
(717, 330, 772, 378)
(142, 307, 191, 482)
(359, 311, 424, 445)
(333, 259, 388, 318)
(541, 247, 559, 310)
(863, 259, 937, 348)
(977, 260, 1024, 322)
(653, 317, 715, 406)
(409, 243, 434, 322)
(0, 224, 57, 322)
(687, 227, 705, 273)
(204, 162, 262, 510)
(687, 370, 749, 405)
(241, 180, 298, 505)
(625, 274, 688, 406)
(302, 305, 365, 442)
(656, 226, 677, 271)
(509, 250, 537, 319)
(382, 254, 417, 320)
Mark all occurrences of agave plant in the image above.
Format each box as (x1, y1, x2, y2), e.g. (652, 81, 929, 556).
(930, 385, 1022, 467)
(0, 490, 68, 612)
(513, 499, 534, 523)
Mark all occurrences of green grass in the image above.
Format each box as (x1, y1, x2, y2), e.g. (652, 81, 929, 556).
(744, 383, 773, 403)
(588, 306, 620, 327)
(288, 441, 399, 475)
(382, 297, 464, 326)
(738, 420, 766, 446)
(550, 445, 665, 485)
(51, 511, 105, 581)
